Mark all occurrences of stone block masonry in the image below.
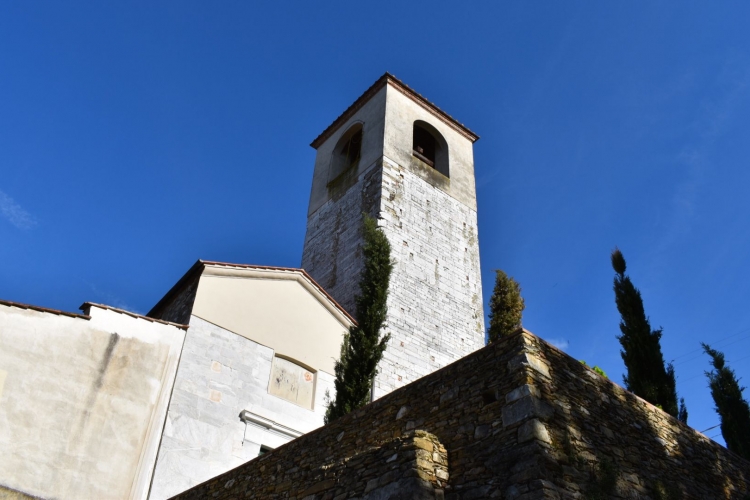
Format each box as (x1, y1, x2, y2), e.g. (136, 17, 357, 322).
(174, 430, 448, 500)
(302, 155, 485, 401)
(374, 156, 484, 399)
(172, 330, 750, 499)
(150, 315, 334, 499)
(301, 160, 383, 318)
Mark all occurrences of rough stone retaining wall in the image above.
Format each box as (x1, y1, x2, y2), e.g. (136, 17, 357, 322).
(172, 331, 750, 500)
(524, 333, 750, 499)
(174, 430, 447, 500)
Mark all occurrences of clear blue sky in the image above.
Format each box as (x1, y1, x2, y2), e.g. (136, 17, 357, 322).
(2, 2, 749, 446)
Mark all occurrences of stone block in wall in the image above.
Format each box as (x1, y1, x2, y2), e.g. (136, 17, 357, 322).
(518, 419, 552, 444)
(502, 395, 554, 427)
(507, 352, 550, 379)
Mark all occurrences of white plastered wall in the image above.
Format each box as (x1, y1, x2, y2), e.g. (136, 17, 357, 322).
(307, 86, 387, 216)
(382, 83, 478, 210)
(0, 303, 185, 500)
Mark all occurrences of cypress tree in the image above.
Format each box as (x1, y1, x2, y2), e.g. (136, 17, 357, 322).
(702, 343, 750, 459)
(487, 270, 525, 342)
(611, 249, 683, 419)
(325, 215, 393, 423)
(678, 398, 688, 425)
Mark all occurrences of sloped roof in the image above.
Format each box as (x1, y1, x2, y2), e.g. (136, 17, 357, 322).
(80, 302, 189, 329)
(0, 298, 188, 330)
(147, 260, 355, 325)
(0, 298, 90, 320)
(310, 72, 479, 149)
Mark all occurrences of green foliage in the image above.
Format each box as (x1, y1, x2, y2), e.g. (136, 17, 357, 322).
(611, 248, 681, 419)
(584, 459, 618, 500)
(487, 270, 525, 342)
(651, 480, 681, 500)
(702, 343, 750, 459)
(678, 397, 688, 424)
(557, 428, 618, 499)
(325, 215, 393, 424)
(580, 360, 608, 379)
(558, 427, 586, 468)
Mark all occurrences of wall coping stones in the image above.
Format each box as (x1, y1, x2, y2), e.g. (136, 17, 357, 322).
(507, 352, 551, 379)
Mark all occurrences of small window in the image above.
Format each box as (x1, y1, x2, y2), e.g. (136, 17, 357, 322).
(268, 356, 316, 409)
(329, 123, 364, 183)
(258, 445, 273, 457)
(412, 121, 449, 177)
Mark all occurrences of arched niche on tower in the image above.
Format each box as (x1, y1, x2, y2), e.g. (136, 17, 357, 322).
(412, 120, 449, 178)
(328, 122, 363, 184)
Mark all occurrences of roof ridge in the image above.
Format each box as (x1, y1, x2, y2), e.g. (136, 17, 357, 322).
(201, 261, 357, 325)
(148, 260, 357, 325)
(310, 72, 479, 149)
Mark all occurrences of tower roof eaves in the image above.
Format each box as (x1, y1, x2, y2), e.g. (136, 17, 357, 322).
(310, 72, 479, 149)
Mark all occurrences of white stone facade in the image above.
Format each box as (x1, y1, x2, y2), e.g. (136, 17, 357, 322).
(374, 156, 484, 397)
(149, 315, 335, 500)
(302, 75, 485, 399)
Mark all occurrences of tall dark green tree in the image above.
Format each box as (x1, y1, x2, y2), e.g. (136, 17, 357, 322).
(325, 215, 393, 423)
(487, 270, 525, 342)
(611, 249, 684, 420)
(702, 343, 750, 459)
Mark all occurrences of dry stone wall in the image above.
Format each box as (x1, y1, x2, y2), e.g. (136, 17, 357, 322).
(523, 333, 750, 499)
(150, 272, 200, 325)
(173, 331, 749, 500)
(174, 430, 448, 500)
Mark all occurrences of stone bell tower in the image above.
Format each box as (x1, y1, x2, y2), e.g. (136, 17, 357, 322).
(301, 73, 484, 399)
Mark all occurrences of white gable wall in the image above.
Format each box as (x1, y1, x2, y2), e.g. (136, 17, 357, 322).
(192, 266, 350, 374)
(149, 266, 350, 499)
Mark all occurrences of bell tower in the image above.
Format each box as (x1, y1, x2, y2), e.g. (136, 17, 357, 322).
(301, 73, 485, 399)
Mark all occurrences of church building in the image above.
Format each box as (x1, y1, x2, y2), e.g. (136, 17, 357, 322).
(0, 73, 486, 499)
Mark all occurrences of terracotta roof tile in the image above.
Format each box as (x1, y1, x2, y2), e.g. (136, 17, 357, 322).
(310, 72, 479, 149)
(80, 302, 189, 330)
(0, 298, 90, 320)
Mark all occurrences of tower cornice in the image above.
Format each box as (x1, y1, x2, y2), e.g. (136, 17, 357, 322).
(310, 72, 479, 149)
